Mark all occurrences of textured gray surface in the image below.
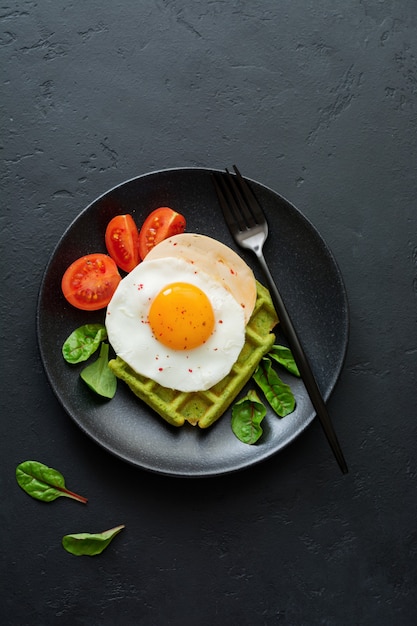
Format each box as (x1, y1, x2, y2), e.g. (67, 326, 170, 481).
(2, 1, 416, 624)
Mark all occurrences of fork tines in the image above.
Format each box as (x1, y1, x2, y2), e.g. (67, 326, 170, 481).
(213, 165, 265, 232)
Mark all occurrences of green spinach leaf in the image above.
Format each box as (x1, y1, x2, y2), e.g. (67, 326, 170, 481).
(268, 345, 300, 377)
(16, 460, 88, 504)
(80, 342, 117, 398)
(62, 525, 125, 556)
(231, 389, 266, 444)
(62, 324, 107, 364)
(253, 357, 296, 417)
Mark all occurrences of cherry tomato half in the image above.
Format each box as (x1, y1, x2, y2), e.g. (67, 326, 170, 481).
(138, 207, 186, 259)
(61, 253, 121, 311)
(105, 214, 140, 273)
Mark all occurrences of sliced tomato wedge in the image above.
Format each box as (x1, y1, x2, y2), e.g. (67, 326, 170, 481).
(61, 253, 121, 311)
(138, 207, 186, 259)
(105, 214, 140, 273)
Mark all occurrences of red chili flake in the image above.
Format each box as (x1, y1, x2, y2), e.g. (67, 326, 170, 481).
(137, 283, 144, 290)
(218, 319, 223, 324)
(188, 369, 193, 373)
(230, 268, 236, 275)
(158, 367, 163, 371)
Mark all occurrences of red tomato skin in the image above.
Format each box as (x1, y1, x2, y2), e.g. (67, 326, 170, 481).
(138, 207, 186, 259)
(61, 253, 121, 311)
(105, 214, 140, 273)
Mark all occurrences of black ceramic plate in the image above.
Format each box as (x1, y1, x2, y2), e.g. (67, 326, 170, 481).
(37, 168, 348, 477)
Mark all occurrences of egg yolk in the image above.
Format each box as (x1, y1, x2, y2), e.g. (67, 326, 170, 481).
(148, 282, 215, 350)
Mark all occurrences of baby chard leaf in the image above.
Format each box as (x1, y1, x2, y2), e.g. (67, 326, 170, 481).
(62, 525, 125, 556)
(80, 342, 117, 399)
(16, 460, 88, 504)
(231, 389, 266, 444)
(253, 357, 296, 417)
(62, 323, 107, 364)
(268, 345, 300, 377)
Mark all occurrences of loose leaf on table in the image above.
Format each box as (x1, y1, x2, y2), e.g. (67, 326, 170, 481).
(62, 525, 125, 556)
(253, 357, 296, 417)
(231, 389, 266, 444)
(16, 460, 88, 504)
(80, 342, 117, 398)
(62, 324, 108, 364)
(268, 344, 300, 377)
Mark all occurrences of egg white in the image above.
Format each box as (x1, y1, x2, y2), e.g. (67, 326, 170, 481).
(105, 257, 246, 392)
(146, 233, 257, 323)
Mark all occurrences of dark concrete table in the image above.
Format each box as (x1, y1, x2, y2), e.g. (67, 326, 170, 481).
(2, 2, 416, 624)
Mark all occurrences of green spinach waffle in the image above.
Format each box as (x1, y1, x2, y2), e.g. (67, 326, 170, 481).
(108, 281, 278, 428)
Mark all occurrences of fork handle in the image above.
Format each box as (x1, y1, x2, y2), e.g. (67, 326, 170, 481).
(256, 252, 348, 474)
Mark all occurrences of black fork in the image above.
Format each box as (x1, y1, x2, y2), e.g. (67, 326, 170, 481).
(212, 165, 348, 474)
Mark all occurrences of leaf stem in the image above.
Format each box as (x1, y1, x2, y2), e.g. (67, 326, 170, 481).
(60, 487, 88, 504)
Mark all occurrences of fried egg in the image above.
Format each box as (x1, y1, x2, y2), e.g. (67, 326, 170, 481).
(146, 233, 257, 323)
(105, 256, 247, 392)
